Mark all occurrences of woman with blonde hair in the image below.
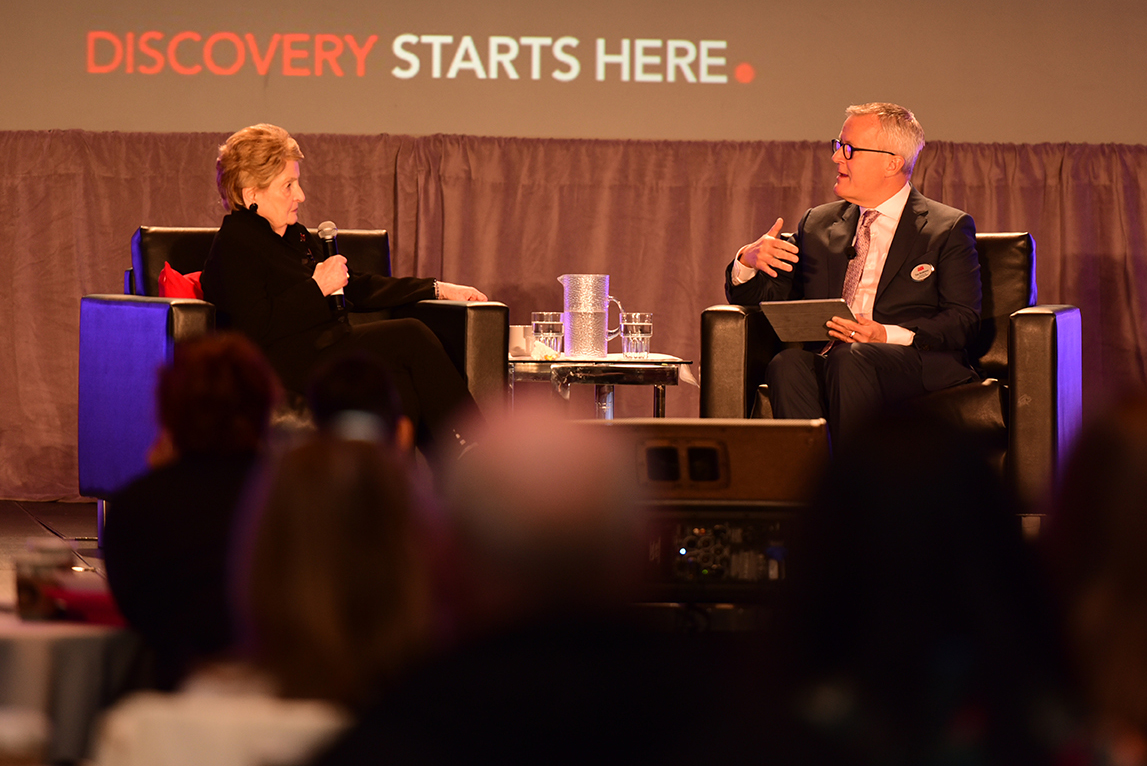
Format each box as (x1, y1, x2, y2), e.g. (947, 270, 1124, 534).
(201, 123, 485, 462)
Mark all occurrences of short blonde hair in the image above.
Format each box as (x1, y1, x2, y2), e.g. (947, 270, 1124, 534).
(846, 102, 925, 176)
(216, 124, 303, 211)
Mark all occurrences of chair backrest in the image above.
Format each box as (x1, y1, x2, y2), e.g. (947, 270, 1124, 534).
(129, 225, 392, 296)
(968, 232, 1036, 381)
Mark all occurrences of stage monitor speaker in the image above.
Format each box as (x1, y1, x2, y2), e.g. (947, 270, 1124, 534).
(581, 418, 829, 504)
(578, 418, 829, 608)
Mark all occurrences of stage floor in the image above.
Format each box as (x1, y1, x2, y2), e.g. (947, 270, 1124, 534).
(0, 501, 102, 610)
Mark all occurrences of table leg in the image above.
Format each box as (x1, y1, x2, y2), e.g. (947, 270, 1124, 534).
(507, 362, 516, 412)
(595, 385, 615, 420)
(653, 384, 667, 417)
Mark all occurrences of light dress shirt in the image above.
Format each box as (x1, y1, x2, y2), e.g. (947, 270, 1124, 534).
(731, 181, 916, 346)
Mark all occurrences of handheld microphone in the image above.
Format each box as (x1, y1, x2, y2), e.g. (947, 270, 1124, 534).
(317, 220, 345, 310)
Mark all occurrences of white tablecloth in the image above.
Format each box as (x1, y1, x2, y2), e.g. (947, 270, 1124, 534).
(0, 611, 140, 763)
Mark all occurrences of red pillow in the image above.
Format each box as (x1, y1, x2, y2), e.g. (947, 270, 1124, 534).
(157, 261, 203, 299)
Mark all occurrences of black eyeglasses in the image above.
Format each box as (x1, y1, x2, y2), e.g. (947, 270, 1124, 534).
(832, 139, 897, 160)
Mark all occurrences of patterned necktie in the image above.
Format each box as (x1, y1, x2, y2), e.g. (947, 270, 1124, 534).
(842, 209, 878, 308)
(821, 209, 878, 355)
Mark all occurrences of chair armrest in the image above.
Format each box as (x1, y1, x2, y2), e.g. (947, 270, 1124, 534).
(78, 295, 215, 498)
(1008, 304, 1083, 503)
(392, 300, 510, 415)
(700, 305, 779, 418)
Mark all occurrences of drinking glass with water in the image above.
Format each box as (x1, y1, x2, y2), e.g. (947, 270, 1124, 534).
(621, 313, 652, 358)
(531, 311, 563, 357)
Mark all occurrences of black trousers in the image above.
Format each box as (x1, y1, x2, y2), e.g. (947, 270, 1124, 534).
(766, 343, 932, 451)
(313, 317, 480, 450)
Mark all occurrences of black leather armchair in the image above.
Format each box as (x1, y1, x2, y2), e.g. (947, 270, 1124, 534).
(79, 226, 509, 506)
(700, 233, 1082, 503)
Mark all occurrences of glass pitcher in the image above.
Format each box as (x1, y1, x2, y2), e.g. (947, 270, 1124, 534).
(557, 274, 624, 358)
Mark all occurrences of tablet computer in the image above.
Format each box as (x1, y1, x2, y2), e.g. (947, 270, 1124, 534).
(759, 299, 856, 342)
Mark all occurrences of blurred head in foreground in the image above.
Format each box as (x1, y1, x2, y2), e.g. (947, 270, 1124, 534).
(438, 409, 642, 634)
(1044, 391, 1147, 759)
(235, 434, 431, 708)
(306, 349, 415, 450)
(781, 407, 1077, 766)
(151, 332, 281, 465)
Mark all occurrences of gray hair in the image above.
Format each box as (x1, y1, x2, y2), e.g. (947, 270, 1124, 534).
(846, 102, 925, 176)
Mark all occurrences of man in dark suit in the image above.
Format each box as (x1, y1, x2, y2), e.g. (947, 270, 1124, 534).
(725, 102, 981, 446)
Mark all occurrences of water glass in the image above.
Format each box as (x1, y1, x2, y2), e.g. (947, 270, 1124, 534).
(621, 312, 653, 358)
(531, 311, 563, 357)
(15, 538, 75, 620)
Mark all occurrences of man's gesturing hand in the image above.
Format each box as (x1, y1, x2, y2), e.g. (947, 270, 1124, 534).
(737, 218, 800, 278)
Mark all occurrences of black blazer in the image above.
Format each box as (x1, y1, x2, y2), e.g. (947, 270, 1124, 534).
(200, 207, 436, 391)
(725, 187, 982, 391)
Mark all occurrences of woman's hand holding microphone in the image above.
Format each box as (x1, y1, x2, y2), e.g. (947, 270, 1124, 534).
(312, 255, 349, 297)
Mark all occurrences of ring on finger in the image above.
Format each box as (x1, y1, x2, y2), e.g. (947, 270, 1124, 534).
(849, 330, 856, 338)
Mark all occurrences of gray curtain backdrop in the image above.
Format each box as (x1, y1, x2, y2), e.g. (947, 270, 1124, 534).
(2, 131, 1144, 500)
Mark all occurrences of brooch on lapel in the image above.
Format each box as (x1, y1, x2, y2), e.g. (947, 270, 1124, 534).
(299, 230, 316, 265)
(911, 264, 935, 282)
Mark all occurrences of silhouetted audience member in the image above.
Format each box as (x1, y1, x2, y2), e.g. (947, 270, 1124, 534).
(309, 412, 741, 766)
(771, 407, 1085, 766)
(103, 332, 280, 688)
(233, 434, 433, 708)
(1044, 391, 1147, 765)
(96, 432, 428, 766)
(436, 411, 643, 636)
